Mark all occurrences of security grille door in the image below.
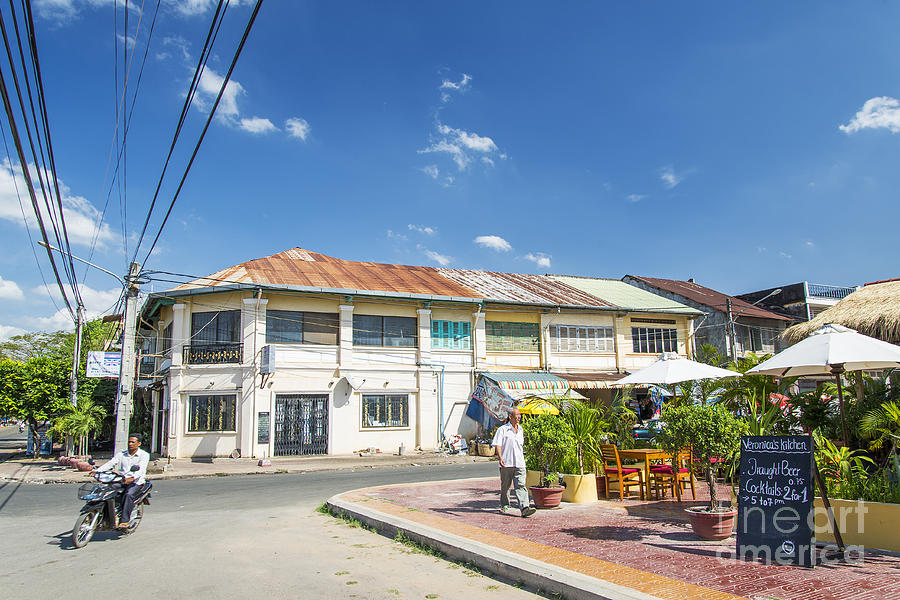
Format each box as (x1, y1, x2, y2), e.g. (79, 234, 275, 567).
(274, 394, 328, 456)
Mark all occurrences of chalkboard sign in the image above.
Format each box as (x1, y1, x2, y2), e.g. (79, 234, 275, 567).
(257, 412, 270, 444)
(737, 435, 815, 566)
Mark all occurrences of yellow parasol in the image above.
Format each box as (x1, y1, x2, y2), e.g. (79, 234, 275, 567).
(516, 397, 560, 415)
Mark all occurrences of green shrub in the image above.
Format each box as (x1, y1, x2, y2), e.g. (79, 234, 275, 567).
(522, 414, 574, 483)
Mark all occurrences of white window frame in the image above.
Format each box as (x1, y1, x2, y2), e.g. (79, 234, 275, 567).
(185, 392, 238, 434)
(552, 325, 614, 352)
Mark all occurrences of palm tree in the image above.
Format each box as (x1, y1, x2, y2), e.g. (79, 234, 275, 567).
(53, 398, 106, 457)
(561, 400, 609, 475)
(861, 400, 900, 479)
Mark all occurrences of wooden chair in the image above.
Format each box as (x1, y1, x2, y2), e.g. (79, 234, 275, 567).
(650, 449, 695, 501)
(598, 444, 644, 501)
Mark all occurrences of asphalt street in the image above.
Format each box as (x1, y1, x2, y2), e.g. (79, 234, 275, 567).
(0, 439, 538, 600)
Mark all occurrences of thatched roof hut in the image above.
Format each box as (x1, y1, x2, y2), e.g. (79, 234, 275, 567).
(783, 279, 900, 344)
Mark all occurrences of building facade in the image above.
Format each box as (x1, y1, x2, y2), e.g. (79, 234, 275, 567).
(140, 249, 701, 458)
(736, 282, 860, 322)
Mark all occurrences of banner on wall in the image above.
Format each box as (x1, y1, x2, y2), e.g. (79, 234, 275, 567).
(470, 376, 515, 421)
(86, 352, 121, 378)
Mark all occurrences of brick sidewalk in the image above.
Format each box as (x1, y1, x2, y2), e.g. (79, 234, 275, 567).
(346, 477, 900, 600)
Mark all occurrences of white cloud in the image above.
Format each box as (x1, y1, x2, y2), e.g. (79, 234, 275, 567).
(0, 323, 27, 339)
(840, 96, 900, 134)
(626, 194, 646, 203)
(474, 235, 511, 252)
(285, 117, 311, 141)
(157, 35, 191, 62)
(0, 275, 24, 301)
(421, 165, 439, 179)
(419, 121, 502, 171)
(660, 166, 683, 189)
(524, 252, 551, 270)
(386, 229, 408, 241)
(779, 251, 793, 260)
(35, 0, 139, 25)
(25, 283, 122, 332)
(440, 73, 472, 102)
(805, 240, 815, 247)
(422, 249, 452, 266)
(0, 160, 116, 248)
(196, 67, 245, 120)
(117, 34, 136, 49)
(166, 0, 254, 16)
(408, 224, 435, 236)
(239, 116, 278, 134)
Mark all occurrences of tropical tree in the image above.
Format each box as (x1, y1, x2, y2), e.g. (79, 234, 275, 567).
(0, 357, 71, 455)
(52, 398, 107, 456)
(861, 400, 900, 481)
(561, 400, 609, 475)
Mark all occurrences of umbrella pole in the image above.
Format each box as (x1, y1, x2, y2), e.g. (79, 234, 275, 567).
(832, 365, 849, 446)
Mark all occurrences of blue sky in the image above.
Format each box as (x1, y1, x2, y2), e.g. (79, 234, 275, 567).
(1, 1, 899, 336)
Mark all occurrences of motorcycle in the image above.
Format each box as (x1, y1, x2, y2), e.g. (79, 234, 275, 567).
(71, 462, 152, 548)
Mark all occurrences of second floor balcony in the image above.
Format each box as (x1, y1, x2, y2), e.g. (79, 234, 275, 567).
(183, 342, 243, 365)
(807, 283, 857, 301)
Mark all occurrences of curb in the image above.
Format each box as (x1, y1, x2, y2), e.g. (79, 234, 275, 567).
(326, 492, 664, 600)
(0, 457, 493, 484)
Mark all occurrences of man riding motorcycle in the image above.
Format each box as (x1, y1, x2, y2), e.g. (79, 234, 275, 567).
(93, 433, 149, 529)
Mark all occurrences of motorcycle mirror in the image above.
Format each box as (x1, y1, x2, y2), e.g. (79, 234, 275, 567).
(130, 465, 140, 472)
(88, 459, 95, 465)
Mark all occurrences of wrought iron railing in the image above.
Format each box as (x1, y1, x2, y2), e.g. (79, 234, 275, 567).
(183, 343, 243, 365)
(807, 283, 856, 300)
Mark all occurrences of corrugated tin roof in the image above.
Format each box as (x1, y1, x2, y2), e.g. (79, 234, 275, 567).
(551, 276, 701, 315)
(626, 275, 792, 321)
(437, 269, 612, 307)
(172, 248, 482, 299)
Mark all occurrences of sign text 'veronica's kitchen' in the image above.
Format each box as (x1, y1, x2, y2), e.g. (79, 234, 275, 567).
(737, 435, 815, 566)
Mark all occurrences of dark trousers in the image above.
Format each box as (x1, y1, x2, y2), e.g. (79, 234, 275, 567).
(121, 483, 142, 522)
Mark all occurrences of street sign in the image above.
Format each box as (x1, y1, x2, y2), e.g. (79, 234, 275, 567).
(737, 435, 815, 566)
(86, 351, 121, 378)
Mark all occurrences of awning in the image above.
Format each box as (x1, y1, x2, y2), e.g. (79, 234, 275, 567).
(552, 372, 626, 389)
(480, 371, 569, 391)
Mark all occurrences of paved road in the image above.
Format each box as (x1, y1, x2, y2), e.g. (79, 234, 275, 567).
(0, 461, 538, 600)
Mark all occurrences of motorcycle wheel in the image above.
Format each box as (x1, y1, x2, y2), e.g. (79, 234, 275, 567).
(72, 510, 99, 548)
(122, 504, 143, 534)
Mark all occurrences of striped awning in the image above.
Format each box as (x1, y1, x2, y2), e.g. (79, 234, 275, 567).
(480, 371, 569, 391)
(552, 372, 626, 389)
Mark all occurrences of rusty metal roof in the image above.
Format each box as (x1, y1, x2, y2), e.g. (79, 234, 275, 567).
(437, 269, 613, 307)
(626, 275, 792, 321)
(172, 248, 482, 299)
(171, 248, 624, 308)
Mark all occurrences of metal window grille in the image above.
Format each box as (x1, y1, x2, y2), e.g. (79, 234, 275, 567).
(361, 394, 409, 428)
(188, 394, 237, 432)
(551, 325, 614, 352)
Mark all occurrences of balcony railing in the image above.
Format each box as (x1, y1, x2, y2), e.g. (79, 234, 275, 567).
(183, 342, 243, 365)
(807, 283, 857, 300)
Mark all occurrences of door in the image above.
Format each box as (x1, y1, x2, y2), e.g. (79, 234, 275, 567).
(274, 394, 328, 456)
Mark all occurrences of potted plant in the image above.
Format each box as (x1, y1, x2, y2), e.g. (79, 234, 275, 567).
(560, 399, 608, 502)
(657, 403, 746, 540)
(523, 414, 574, 508)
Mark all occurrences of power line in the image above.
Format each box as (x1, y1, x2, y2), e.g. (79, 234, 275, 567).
(138, 0, 264, 266)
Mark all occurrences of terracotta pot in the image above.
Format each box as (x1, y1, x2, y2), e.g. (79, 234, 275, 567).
(57, 456, 71, 466)
(75, 461, 93, 472)
(686, 507, 737, 541)
(529, 486, 564, 508)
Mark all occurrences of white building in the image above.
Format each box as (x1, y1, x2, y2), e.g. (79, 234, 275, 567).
(140, 248, 702, 458)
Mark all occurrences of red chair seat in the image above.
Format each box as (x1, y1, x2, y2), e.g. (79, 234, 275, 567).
(650, 466, 690, 474)
(610, 467, 640, 475)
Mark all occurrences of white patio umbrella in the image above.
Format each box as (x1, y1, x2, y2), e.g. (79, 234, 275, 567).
(614, 352, 741, 385)
(747, 324, 900, 443)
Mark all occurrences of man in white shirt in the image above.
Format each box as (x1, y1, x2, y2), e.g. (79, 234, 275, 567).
(94, 433, 150, 528)
(491, 408, 536, 517)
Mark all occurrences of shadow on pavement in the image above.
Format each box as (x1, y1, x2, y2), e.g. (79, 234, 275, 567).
(559, 524, 650, 542)
(48, 529, 122, 551)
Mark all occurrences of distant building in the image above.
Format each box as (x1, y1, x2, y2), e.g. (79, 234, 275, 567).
(736, 282, 859, 322)
(622, 275, 793, 359)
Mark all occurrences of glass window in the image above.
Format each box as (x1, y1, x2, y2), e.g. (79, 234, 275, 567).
(188, 394, 236, 432)
(191, 311, 240, 344)
(631, 327, 677, 354)
(551, 325, 614, 352)
(353, 315, 417, 347)
(266, 310, 304, 343)
(160, 322, 173, 355)
(431, 320, 471, 350)
(362, 394, 409, 428)
(485, 321, 540, 352)
(266, 311, 338, 344)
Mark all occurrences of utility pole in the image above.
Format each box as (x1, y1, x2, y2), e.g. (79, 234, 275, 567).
(67, 304, 84, 455)
(113, 262, 141, 454)
(726, 298, 736, 360)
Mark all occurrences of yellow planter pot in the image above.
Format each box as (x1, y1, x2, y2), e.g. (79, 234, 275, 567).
(524, 470, 598, 503)
(814, 497, 900, 553)
(561, 473, 599, 503)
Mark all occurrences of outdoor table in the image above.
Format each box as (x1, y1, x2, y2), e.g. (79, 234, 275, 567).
(617, 448, 672, 500)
